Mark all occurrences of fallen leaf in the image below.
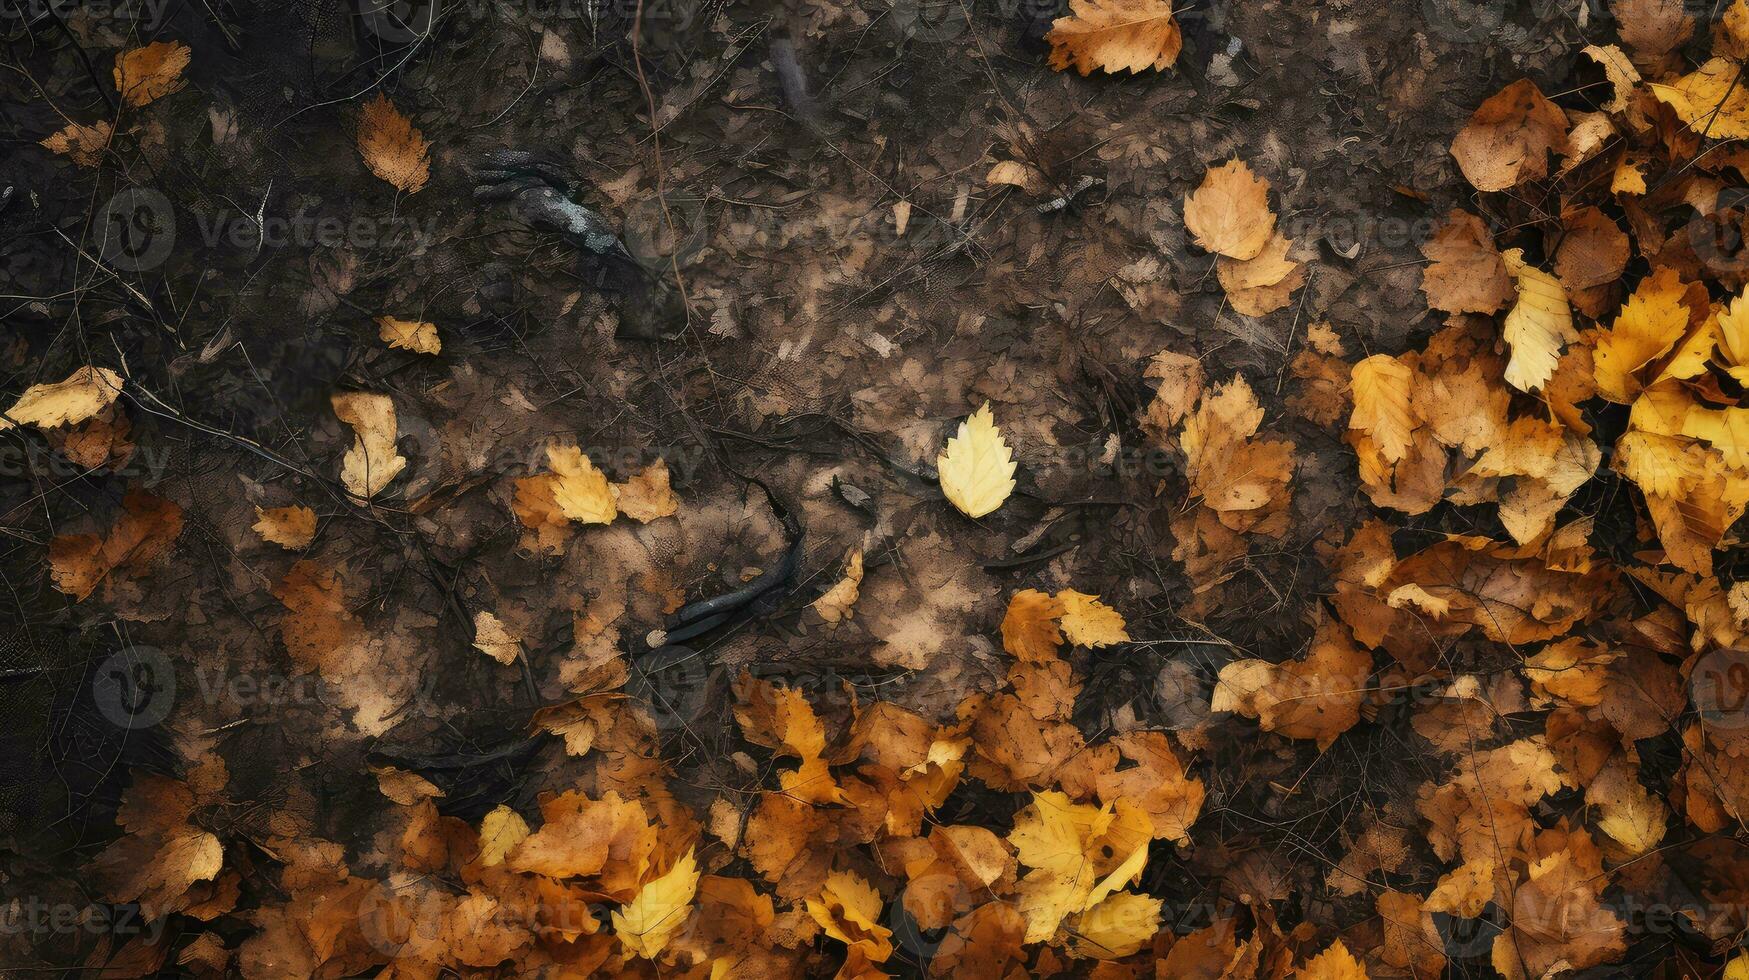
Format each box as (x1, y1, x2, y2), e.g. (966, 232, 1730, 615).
(253, 505, 317, 550)
(1045, 0, 1181, 75)
(1449, 79, 1569, 192)
(331, 392, 408, 500)
(1184, 159, 1276, 260)
(114, 41, 191, 107)
(937, 402, 1017, 519)
(377, 316, 440, 354)
(357, 92, 431, 194)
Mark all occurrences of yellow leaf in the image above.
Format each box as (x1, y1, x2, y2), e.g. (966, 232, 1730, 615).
(1590, 267, 1688, 403)
(1681, 407, 1749, 471)
(1588, 756, 1667, 856)
(1348, 355, 1416, 464)
(252, 505, 316, 550)
(1045, 0, 1180, 75)
(331, 391, 407, 500)
(1056, 590, 1129, 647)
(1068, 892, 1162, 959)
(1581, 44, 1640, 113)
(476, 805, 530, 867)
(1717, 291, 1749, 385)
(1001, 589, 1065, 661)
(1296, 939, 1370, 979)
(1500, 248, 1576, 392)
(40, 120, 113, 168)
(114, 41, 190, 107)
(812, 545, 864, 624)
(2, 366, 124, 431)
(1423, 858, 1496, 918)
(1726, 951, 1749, 980)
(1183, 158, 1275, 260)
(1649, 57, 1749, 140)
(376, 316, 440, 354)
(357, 92, 431, 194)
(612, 847, 701, 958)
(545, 445, 618, 523)
(805, 869, 894, 962)
(937, 402, 1016, 518)
(472, 611, 521, 665)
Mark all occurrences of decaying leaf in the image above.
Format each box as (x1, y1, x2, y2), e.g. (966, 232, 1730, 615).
(377, 316, 440, 354)
(331, 391, 408, 500)
(253, 505, 317, 550)
(114, 41, 191, 107)
(357, 92, 431, 193)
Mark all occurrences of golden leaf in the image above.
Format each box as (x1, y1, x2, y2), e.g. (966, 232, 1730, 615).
(1056, 590, 1129, 647)
(1183, 158, 1275, 260)
(1348, 355, 1416, 464)
(2, 365, 124, 431)
(331, 391, 407, 500)
(472, 611, 521, 665)
(937, 401, 1016, 518)
(40, 120, 113, 168)
(1649, 58, 1749, 140)
(252, 505, 317, 550)
(811, 545, 864, 624)
(1001, 589, 1066, 661)
(114, 41, 191, 107)
(1590, 267, 1689, 403)
(1296, 939, 1369, 979)
(1045, 0, 1181, 75)
(1500, 248, 1576, 392)
(376, 316, 440, 354)
(614, 848, 701, 959)
(356, 92, 431, 194)
(615, 459, 679, 523)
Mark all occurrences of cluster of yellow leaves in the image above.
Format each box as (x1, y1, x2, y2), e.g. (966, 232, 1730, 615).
(1185, 159, 1306, 315)
(513, 446, 680, 551)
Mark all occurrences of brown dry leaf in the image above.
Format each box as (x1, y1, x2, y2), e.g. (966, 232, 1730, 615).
(49, 490, 184, 601)
(40, 120, 113, 168)
(811, 545, 864, 624)
(615, 459, 679, 523)
(114, 41, 191, 107)
(89, 774, 223, 920)
(356, 92, 431, 194)
(1582, 43, 1641, 113)
(1490, 850, 1627, 980)
(369, 764, 443, 806)
(252, 505, 317, 550)
(1216, 231, 1298, 292)
(331, 392, 407, 500)
(1045, 0, 1180, 75)
(1421, 211, 1513, 314)
(472, 610, 522, 665)
(1211, 613, 1371, 750)
(2, 365, 124, 432)
(986, 160, 1048, 194)
(1614, 0, 1694, 63)
(376, 316, 440, 354)
(1183, 159, 1275, 260)
(1142, 348, 1203, 436)
(1180, 374, 1296, 534)
(1001, 589, 1065, 661)
(1449, 79, 1570, 192)
(1423, 858, 1497, 918)
(1554, 206, 1629, 296)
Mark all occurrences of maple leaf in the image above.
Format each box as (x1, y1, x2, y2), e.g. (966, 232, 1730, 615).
(1420, 210, 1514, 314)
(40, 120, 113, 168)
(377, 316, 440, 354)
(1057, 590, 1129, 647)
(114, 41, 191, 107)
(1449, 79, 1570, 192)
(1, 365, 124, 431)
(805, 870, 893, 963)
(613, 847, 701, 959)
(1590, 267, 1691, 402)
(331, 391, 407, 500)
(1500, 248, 1577, 392)
(1045, 0, 1181, 75)
(356, 92, 431, 194)
(252, 505, 316, 550)
(1180, 374, 1296, 532)
(1183, 159, 1275, 260)
(472, 610, 522, 665)
(936, 401, 1017, 518)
